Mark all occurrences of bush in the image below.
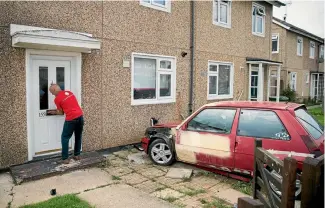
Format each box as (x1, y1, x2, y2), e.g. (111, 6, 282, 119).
(281, 85, 297, 102)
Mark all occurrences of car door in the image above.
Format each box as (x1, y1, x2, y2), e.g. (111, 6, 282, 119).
(234, 109, 307, 174)
(175, 107, 239, 171)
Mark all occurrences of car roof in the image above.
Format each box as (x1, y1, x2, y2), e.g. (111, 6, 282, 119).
(204, 101, 304, 111)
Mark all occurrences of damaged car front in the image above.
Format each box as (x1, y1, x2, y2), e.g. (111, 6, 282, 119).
(141, 118, 180, 166)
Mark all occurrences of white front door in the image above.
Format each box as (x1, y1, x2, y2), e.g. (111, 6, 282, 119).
(290, 72, 297, 91)
(31, 59, 74, 156)
(249, 67, 259, 101)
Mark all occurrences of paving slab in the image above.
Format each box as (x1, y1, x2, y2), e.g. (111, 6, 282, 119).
(79, 184, 174, 208)
(166, 167, 193, 179)
(120, 172, 149, 185)
(0, 173, 14, 208)
(113, 150, 131, 159)
(108, 157, 129, 167)
(105, 166, 134, 176)
(134, 180, 167, 193)
(11, 168, 112, 208)
(156, 176, 184, 187)
(128, 152, 152, 164)
(180, 176, 222, 190)
(214, 188, 249, 204)
(10, 151, 104, 184)
(139, 167, 166, 178)
(151, 188, 184, 199)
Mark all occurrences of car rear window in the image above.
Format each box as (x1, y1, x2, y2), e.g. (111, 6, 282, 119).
(295, 108, 324, 139)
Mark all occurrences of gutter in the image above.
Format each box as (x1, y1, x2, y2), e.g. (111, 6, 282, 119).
(189, 0, 195, 116)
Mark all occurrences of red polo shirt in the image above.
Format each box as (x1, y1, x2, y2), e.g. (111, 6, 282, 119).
(54, 91, 83, 121)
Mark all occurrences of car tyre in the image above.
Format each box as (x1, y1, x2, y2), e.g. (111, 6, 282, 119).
(148, 139, 175, 166)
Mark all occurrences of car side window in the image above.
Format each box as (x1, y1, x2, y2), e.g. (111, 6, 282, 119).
(187, 108, 236, 134)
(237, 110, 290, 140)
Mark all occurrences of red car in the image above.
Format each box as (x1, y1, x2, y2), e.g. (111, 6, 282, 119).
(141, 101, 323, 195)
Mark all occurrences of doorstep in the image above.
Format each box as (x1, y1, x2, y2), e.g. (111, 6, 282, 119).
(10, 151, 104, 185)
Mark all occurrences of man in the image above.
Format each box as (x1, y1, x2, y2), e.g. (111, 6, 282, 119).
(48, 84, 84, 164)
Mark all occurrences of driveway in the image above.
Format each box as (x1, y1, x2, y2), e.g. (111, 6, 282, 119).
(0, 147, 249, 208)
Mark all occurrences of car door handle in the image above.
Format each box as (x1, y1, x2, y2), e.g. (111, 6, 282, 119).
(235, 141, 238, 147)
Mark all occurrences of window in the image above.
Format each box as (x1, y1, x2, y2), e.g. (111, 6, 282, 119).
(140, 0, 171, 12)
(208, 61, 234, 100)
(272, 34, 279, 53)
(295, 108, 323, 139)
(297, 36, 303, 56)
(309, 41, 315, 59)
(290, 72, 297, 91)
(213, 0, 232, 28)
(320, 45, 324, 59)
(187, 108, 236, 134)
(252, 3, 265, 36)
(305, 73, 310, 84)
(237, 110, 290, 140)
(132, 53, 176, 105)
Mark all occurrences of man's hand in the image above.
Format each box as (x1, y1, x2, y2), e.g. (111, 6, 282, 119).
(47, 109, 64, 115)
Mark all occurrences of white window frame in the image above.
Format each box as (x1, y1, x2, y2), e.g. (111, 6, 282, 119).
(319, 45, 324, 59)
(139, 0, 171, 13)
(252, 3, 266, 37)
(207, 61, 234, 100)
(309, 41, 315, 59)
(213, 0, 232, 28)
(290, 72, 297, 91)
(297, 36, 303, 56)
(305, 72, 310, 84)
(131, 53, 176, 105)
(272, 33, 279, 53)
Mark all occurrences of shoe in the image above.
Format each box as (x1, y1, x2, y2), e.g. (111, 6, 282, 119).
(73, 156, 81, 161)
(61, 159, 70, 164)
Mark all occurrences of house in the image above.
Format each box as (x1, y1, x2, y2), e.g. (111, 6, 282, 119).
(272, 17, 324, 102)
(0, 0, 285, 169)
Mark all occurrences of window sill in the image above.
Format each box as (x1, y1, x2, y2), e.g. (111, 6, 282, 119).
(131, 98, 175, 106)
(272, 51, 279, 54)
(140, 2, 171, 13)
(213, 22, 231, 29)
(297, 54, 303, 57)
(309, 57, 314, 59)
(252, 32, 265, 38)
(207, 95, 233, 100)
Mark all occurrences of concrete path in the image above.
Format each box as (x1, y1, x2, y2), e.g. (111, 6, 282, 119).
(0, 147, 251, 208)
(79, 184, 174, 208)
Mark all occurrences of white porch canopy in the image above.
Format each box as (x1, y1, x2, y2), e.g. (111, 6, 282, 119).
(246, 58, 283, 102)
(10, 24, 101, 53)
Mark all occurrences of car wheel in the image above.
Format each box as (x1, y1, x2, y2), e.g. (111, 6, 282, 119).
(269, 170, 302, 199)
(148, 139, 174, 166)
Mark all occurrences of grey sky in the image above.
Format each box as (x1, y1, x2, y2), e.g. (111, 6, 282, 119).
(273, 0, 324, 38)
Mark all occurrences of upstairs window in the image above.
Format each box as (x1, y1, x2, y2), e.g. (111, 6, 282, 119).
(213, 0, 232, 28)
(140, 0, 171, 13)
(310, 41, 315, 59)
(297, 36, 303, 56)
(252, 3, 266, 36)
(132, 53, 176, 105)
(272, 34, 279, 53)
(319, 45, 324, 59)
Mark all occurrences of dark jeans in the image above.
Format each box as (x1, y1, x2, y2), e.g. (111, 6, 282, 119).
(61, 116, 84, 160)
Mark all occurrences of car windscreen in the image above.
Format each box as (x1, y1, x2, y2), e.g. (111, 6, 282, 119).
(295, 108, 324, 139)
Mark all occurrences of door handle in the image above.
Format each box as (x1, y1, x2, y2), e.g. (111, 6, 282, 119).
(235, 141, 238, 147)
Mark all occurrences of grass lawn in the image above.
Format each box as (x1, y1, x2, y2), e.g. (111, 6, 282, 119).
(20, 194, 92, 208)
(308, 107, 324, 126)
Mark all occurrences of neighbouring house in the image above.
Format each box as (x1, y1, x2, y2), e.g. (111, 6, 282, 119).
(271, 17, 324, 102)
(0, 0, 285, 169)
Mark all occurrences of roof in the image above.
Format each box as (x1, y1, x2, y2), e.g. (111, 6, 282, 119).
(273, 17, 324, 43)
(204, 101, 304, 110)
(264, 1, 286, 7)
(246, 57, 283, 65)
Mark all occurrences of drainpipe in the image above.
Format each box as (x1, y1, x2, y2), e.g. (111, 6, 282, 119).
(188, 0, 195, 116)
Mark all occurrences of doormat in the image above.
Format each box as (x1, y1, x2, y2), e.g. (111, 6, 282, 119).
(10, 151, 104, 185)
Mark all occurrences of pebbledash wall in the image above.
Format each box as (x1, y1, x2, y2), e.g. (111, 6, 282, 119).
(0, 1, 274, 168)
